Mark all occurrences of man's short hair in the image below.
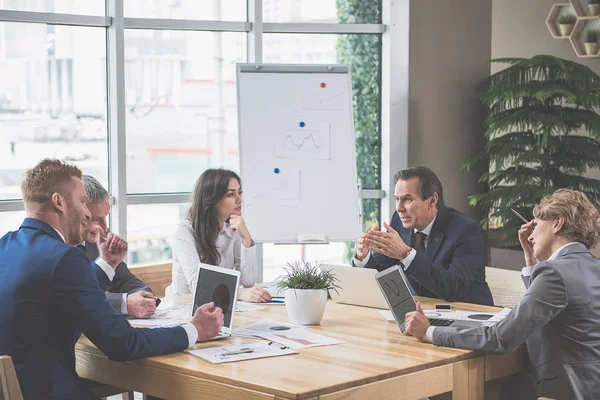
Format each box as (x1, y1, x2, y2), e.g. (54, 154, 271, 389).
(534, 189, 600, 249)
(83, 175, 110, 204)
(393, 166, 445, 205)
(21, 158, 82, 210)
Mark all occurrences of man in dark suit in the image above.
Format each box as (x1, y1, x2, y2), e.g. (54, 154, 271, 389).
(354, 166, 493, 305)
(405, 189, 600, 399)
(0, 159, 224, 399)
(82, 175, 156, 319)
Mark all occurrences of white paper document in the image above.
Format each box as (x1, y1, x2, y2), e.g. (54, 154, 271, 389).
(236, 302, 267, 312)
(235, 318, 306, 338)
(275, 123, 331, 160)
(128, 304, 191, 327)
(256, 328, 345, 350)
(234, 318, 344, 350)
(245, 168, 300, 207)
(260, 282, 286, 298)
(186, 340, 298, 364)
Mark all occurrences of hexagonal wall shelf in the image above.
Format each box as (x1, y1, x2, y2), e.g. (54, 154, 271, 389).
(546, 3, 576, 39)
(569, 17, 600, 57)
(547, 0, 600, 58)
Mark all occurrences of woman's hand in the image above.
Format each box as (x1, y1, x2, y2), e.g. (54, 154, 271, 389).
(229, 214, 253, 248)
(238, 286, 272, 303)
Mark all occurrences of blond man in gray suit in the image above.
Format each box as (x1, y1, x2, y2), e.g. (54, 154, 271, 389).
(404, 189, 600, 400)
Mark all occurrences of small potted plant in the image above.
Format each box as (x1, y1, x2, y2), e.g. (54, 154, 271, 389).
(584, 28, 600, 55)
(277, 261, 340, 325)
(557, 13, 577, 36)
(588, 0, 600, 16)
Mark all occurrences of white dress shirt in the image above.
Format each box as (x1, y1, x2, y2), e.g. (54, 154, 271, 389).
(353, 216, 437, 270)
(425, 241, 580, 342)
(166, 220, 258, 299)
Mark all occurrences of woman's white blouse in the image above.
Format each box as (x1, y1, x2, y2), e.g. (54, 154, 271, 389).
(166, 220, 258, 298)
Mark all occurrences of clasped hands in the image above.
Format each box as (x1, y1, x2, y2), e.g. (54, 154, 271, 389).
(356, 222, 412, 261)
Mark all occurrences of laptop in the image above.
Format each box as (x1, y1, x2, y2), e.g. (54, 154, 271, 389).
(322, 264, 389, 309)
(375, 265, 484, 332)
(192, 264, 241, 340)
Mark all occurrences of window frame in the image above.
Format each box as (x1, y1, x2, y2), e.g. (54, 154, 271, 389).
(0, 0, 408, 280)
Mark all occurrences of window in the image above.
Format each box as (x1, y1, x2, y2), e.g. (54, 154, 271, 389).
(0, 0, 105, 15)
(263, 0, 381, 23)
(0, 22, 108, 201)
(124, 0, 246, 21)
(124, 30, 247, 193)
(0, 1, 385, 284)
(126, 203, 189, 266)
(0, 211, 25, 237)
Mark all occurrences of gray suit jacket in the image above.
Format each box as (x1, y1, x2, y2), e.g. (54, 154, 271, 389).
(82, 241, 153, 314)
(432, 242, 600, 399)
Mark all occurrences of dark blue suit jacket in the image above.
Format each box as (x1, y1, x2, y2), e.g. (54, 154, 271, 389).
(0, 218, 189, 399)
(361, 204, 493, 306)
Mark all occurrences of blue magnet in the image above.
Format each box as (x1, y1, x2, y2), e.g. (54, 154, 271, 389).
(274, 168, 280, 174)
(299, 121, 305, 127)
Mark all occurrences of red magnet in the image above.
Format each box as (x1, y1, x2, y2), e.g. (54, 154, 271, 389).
(320, 82, 326, 88)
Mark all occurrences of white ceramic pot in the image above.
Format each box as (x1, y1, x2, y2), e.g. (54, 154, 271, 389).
(284, 289, 327, 325)
(558, 23, 574, 37)
(585, 42, 600, 56)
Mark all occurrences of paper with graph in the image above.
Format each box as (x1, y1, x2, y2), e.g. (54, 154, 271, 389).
(296, 77, 348, 112)
(245, 168, 300, 207)
(275, 122, 330, 159)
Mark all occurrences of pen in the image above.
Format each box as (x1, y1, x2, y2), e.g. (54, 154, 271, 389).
(220, 347, 254, 356)
(269, 299, 285, 304)
(510, 208, 529, 224)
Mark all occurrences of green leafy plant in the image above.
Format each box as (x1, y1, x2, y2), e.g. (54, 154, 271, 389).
(585, 29, 600, 43)
(462, 55, 600, 247)
(337, 0, 383, 261)
(277, 261, 341, 293)
(557, 14, 577, 25)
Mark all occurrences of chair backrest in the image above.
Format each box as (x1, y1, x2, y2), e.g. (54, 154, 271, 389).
(131, 261, 173, 298)
(0, 356, 23, 400)
(485, 266, 527, 308)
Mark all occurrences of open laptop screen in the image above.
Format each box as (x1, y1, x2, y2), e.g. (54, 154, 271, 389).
(376, 266, 416, 329)
(193, 267, 238, 329)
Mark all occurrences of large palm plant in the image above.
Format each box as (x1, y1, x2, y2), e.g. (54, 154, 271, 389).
(463, 54, 600, 246)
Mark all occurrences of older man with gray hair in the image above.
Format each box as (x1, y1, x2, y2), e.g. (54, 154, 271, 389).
(80, 175, 158, 319)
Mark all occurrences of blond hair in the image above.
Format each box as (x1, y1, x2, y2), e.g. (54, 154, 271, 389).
(533, 189, 600, 249)
(21, 159, 82, 211)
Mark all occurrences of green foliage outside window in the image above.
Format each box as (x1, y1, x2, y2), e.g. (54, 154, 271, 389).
(336, 0, 382, 259)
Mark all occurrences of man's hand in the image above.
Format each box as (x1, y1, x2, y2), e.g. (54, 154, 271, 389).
(238, 286, 272, 303)
(404, 302, 431, 342)
(355, 224, 378, 261)
(365, 222, 412, 260)
(126, 291, 157, 319)
(98, 231, 128, 269)
(191, 302, 224, 342)
(229, 215, 253, 248)
(518, 221, 538, 267)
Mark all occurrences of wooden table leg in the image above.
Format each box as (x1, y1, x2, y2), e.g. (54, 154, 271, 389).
(452, 358, 484, 400)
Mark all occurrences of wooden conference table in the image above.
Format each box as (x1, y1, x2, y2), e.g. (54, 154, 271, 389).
(75, 297, 526, 400)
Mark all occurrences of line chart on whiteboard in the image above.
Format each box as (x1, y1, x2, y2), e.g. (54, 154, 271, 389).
(284, 132, 320, 151)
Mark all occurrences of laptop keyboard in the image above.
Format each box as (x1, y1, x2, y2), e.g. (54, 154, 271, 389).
(428, 318, 454, 327)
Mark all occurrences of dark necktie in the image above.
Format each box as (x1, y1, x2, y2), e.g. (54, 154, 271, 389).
(413, 232, 427, 253)
(76, 243, 86, 252)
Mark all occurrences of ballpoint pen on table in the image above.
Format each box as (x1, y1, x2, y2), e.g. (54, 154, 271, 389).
(269, 299, 285, 304)
(220, 347, 254, 357)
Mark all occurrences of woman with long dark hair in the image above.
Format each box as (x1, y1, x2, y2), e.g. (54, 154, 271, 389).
(166, 169, 271, 302)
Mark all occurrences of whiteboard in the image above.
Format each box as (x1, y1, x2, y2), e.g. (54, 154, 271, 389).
(237, 64, 361, 244)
